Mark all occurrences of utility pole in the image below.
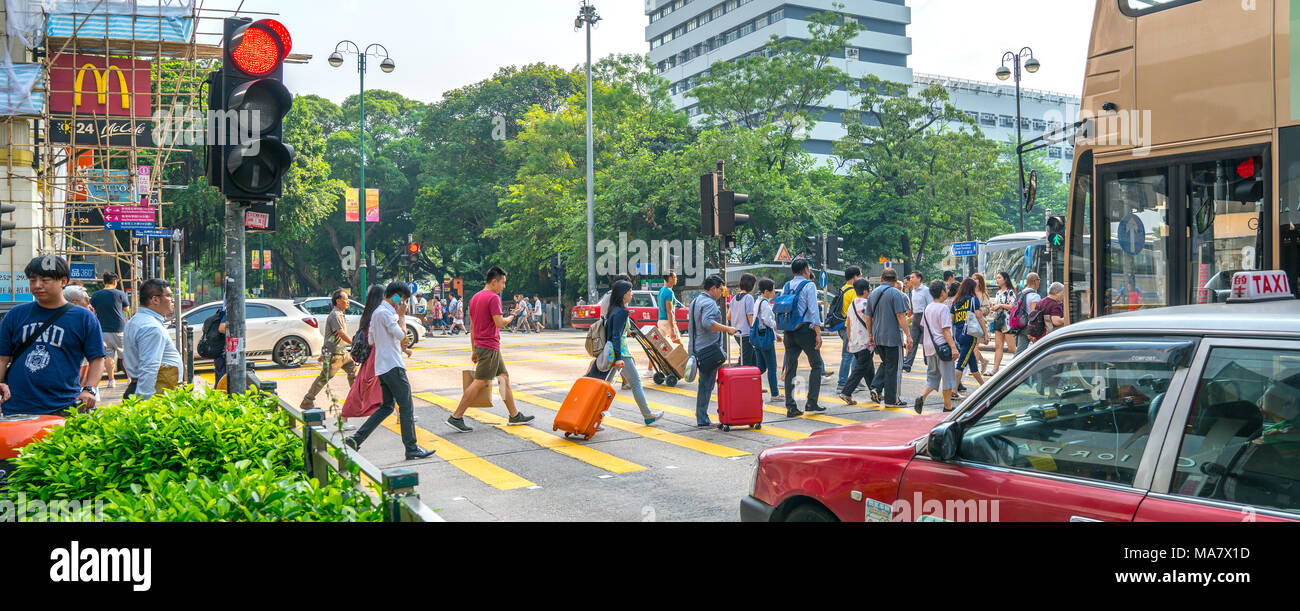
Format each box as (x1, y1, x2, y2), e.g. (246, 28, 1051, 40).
(577, 1, 600, 303)
(224, 202, 247, 394)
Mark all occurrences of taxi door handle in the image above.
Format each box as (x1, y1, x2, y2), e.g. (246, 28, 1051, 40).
(1069, 515, 1104, 522)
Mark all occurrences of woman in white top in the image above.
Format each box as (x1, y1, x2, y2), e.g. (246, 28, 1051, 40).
(987, 271, 1018, 376)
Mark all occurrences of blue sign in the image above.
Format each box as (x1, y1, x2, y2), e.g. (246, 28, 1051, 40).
(105, 221, 155, 230)
(85, 169, 136, 204)
(818, 270, 828, 289)
(634, 263, 657, 275)
(132, 228, 182, 240)
(407, 281, 419, 296)
(1118, 214, 1145, 256)
(951, 241, 979, 257)
(70, 264, 96, 280)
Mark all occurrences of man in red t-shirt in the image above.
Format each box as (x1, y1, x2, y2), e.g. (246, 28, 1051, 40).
(446, 266, 535, 432)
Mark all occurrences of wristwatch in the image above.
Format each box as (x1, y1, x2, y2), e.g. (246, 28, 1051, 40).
(81, 386, 99, 398)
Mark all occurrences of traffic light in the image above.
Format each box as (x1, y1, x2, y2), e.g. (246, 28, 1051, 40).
(406, 241, 422, 265)
(1047, 215, 1065, 249)
(825, 234, 845, 270)
(700, 172, 718, 237)
(549, 256, 564, 287)
(805, 234, 823, 267)
(717, 189, 749, 236)
(208, 17, 295, 203)
(0, 202, 15, 253)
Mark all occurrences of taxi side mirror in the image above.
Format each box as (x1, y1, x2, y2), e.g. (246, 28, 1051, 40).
(927, 422, 961, 462)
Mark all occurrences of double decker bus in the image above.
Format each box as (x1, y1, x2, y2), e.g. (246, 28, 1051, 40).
(1063, 0, 1300, 323)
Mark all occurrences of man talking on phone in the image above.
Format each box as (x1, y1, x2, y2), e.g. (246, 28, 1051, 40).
(345, 282, 436, 460)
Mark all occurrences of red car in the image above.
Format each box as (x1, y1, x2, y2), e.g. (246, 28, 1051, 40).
(744, 272, 1300, 522)
(572, 290, 688, 332)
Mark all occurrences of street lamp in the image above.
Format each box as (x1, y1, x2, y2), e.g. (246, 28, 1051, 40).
(576, 1, 600, 302)
(329, 40, 395, 291)
(997, 46, 1040, 233)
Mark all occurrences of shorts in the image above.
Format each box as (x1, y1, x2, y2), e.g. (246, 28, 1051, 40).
(925, 354, 957, 391)
(472, 346, 508, 380)
(103, 332, 124, 359)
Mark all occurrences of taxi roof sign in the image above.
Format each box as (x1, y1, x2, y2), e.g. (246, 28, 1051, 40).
(1228, 271, 1295, 303)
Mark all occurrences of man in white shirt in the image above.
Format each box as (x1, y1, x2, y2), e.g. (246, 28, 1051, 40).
(532, 295, 544, 332)
(345, 282, 436, 460)
(1014, 273, 1043, 357)
(122, 279, 183, 399)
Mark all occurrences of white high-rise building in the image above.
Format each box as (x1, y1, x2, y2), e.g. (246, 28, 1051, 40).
(646, 0, 912, 158)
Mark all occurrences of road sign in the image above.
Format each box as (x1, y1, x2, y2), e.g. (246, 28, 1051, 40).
(818, 270, 828, 289)
(1119, 214, 1145, 256)
(774, 244, 792, 264)
(951, 241, 979, 257)
(132, 228, 181, 240)
(105, 220, 154, 230)
(105, 205, 154, 230)
(407, 281, 418, 296)
(70, 263, 96, 280)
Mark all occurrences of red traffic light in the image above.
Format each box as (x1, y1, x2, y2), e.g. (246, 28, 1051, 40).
(229, 19, 290, 76)
(407, 243, 422, 255)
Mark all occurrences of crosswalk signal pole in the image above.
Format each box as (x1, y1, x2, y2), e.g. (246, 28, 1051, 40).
(224, 201, 247, 394)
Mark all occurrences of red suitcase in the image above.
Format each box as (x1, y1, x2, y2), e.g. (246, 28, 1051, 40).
(553, 365, 618, 440)
(716, 337, 764, 432)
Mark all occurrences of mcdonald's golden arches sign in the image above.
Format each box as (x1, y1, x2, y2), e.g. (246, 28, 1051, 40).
(49, 54, 152, 117)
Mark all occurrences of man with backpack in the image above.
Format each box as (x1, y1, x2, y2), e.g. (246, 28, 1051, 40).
(0, 257, 105, 416)
(829, 266, 862, 394)
(196, 306, 227, 387)
(1009, 273, 1042, 358)
(776, 259, 825, 417)
(1026, 282, 1067, 343)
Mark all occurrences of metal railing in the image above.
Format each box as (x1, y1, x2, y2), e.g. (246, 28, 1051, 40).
(248, 372, 443, 523)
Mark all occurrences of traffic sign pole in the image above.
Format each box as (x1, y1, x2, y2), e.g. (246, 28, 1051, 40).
(224, 201, 247, 394)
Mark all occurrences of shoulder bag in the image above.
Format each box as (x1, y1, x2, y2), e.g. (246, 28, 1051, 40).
(922, 309, 953, 362)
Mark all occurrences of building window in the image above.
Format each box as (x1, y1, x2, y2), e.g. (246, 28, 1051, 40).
(1048, 147, 1062, 159)
(999, 115, 1014, 128)
(756, 14, 768, 28)
(741, 22, 754, 36)
(771, 8, 783, 21)
(687, 19, 696, 31)
(727, 30, 738, 42)
(727, 0, 738, 11)
(700, 11, 711, 24)
(1032, 119, 1046, 131)
(1020, 117, 1031, 129)
(713, 6, 723, 19)
(964, 110, 979, 122)
(844, 47, 859, 61)
(980, 113, 997, 127)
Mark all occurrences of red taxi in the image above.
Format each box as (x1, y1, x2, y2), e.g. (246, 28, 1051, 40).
(0, 414, 63, 482)
(744, 271, 1300, 522)
(572, 290, 688, 332)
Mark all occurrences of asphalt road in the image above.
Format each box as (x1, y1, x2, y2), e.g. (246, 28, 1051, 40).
(233, 328, 987, 522)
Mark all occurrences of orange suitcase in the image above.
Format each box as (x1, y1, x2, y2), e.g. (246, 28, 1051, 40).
(554, 365, 618, 440)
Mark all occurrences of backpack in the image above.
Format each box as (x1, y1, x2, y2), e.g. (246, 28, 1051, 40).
(774, 279, 811, 332)
(197, 312, 225, 358)
(749, 299, 775, 350)
(584, 316, 607, 357)
(349, 328, 371, 365)
(1008, 288, 1034, 332)
(1025, 305, 1047, 340)
(825, 285, 849, 332)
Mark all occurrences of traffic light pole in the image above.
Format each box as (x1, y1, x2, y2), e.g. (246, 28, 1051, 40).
(224, 201, 247, 394)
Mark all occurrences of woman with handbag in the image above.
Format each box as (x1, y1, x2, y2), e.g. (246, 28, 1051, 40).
(950, 278, 988, 396)
(987, 271, 1018, 376)
(971, 273, 992, 376)
(341, 285, 387, 426)
(915, 281, 960, 414)
(690, 275, 739, 428)
(584, 280, 663, 425)
(750, 277, 782, 403)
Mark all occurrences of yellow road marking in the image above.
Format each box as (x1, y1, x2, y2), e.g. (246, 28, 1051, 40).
(509, 390, 749, 458)
(379, 415, 535, 491)
(413, 392, 645, 474)
(538, 381, 808, 441)
(644, 383, 859, 426)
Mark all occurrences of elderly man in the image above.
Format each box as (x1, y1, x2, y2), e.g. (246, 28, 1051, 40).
(122, 279, 183, 399)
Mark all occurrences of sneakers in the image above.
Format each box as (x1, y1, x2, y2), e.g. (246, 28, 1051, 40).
(869, 388, 882, 404)
(887, 398, 909, 408)
(767, 394, 784, 404)
(645, 411, 664, 425)
(837, 393, 856, 406)
(913, 397, 924, 415)
(445, 416, 474, 433)
(507, 412, 535, 426)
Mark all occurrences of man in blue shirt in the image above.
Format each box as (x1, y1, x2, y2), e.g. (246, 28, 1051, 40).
(780, 259, 825, 417)
(0, 256, 106, 416)
(123, 279, 183, 399)
(656, 270, 682, 345)
(689, 275, 739, 427)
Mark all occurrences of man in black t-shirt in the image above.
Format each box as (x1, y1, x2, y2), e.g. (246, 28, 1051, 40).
(89, 272, 129, 388)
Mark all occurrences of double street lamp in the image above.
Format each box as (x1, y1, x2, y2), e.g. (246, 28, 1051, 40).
(329, 41, 395, 291)
(997, 47, 1040, 233)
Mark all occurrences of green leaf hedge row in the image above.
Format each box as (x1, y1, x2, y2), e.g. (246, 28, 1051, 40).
(5, 389, 379, 522)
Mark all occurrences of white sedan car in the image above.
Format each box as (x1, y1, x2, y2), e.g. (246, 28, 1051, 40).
(297, 297, 423, 347)
(182, 299, 324, 368)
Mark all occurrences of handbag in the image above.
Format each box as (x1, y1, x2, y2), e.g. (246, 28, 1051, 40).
(923, 312, 953, 362)
(964, 298, 985, 339)
(749, 299, 775, 351)
(688, 297, 725, 371)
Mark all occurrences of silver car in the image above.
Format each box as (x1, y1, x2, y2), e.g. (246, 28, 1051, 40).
(182, 299, 323, 368)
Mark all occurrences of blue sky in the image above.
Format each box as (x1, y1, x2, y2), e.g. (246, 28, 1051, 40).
(204, 0, 1095, 104)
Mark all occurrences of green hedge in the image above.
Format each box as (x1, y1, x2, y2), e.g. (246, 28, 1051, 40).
(5, 389, 379, 522)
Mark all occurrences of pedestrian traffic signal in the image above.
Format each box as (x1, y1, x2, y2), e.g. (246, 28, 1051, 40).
(826, 235, 845, 270)
(805, 234, 823, 267)
(0, 202, 15, 254)
(1047, 215, 1065, 249)
(207, 17, 295, 204)
(549, 256, 564, 287)
(406, 241, 421, 264)
(717, 189, 749, 236)
(700, 172, 718, 237)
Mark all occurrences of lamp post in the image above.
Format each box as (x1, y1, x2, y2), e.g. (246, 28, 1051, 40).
(329, 41, 395, 292)
(997, 47, 1040, 233)
(576, 1, 600, 302)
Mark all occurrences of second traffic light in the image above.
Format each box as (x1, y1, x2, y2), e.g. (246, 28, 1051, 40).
(825, 235, 845, 270)
(717, 189, 749, 236)
(805, 234, 823, 267)
(208, 17, 295, 204)
(1047, 215, 1065, 249)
